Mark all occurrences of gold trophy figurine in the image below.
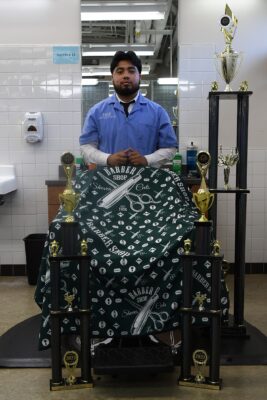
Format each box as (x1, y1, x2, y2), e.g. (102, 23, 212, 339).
(64, 292, 75, 312)
(193, 151, 214, 222)
(194, 292, 207, 312)
(59, 152, 80, 222)
(215, 4, 242, 91)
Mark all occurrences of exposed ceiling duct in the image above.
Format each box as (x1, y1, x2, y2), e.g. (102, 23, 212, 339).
(81, 0, 178, 80)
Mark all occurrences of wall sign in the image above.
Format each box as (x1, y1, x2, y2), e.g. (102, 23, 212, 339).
(53, 46, 80, 64)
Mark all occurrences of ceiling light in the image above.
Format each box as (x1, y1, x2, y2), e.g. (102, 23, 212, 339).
(82, 78, 99, 86)
(81, 1, 167, 21)
(157, 77, 178, 85)
(82, 44, 155, 57)
(82, 65, 150, 76)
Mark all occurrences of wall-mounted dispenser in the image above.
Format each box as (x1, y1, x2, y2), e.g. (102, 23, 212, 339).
(23, 112, 44, 143)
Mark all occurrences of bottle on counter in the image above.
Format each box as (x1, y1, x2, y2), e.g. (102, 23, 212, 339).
(75, 156, 84, 173)
(186, 141, 198, 176)
(172, 151, 182, 175)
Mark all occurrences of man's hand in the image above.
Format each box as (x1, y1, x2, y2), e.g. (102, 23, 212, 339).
(107, 150, 129, 166)
(128, 150, 148, 166)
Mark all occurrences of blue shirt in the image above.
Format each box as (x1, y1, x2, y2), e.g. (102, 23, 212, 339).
(80, 93, 177, 155)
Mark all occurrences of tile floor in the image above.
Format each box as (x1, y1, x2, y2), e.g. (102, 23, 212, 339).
(0, 274, 266, 400)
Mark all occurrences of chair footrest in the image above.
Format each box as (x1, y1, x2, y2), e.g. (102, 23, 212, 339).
(93, 344, 174, 374)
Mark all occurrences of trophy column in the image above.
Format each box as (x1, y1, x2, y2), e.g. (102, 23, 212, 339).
(208, 91, 252, 333)
(178, 151, 223, 390)
(49, 153, 93, 391)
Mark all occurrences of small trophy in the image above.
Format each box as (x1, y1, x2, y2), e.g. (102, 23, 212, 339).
(213, 239, 221, 256)
(192, 151, 214, 222)
(59, 152, 80, 223)
(63, 351, 79, 385)
(80, 239, 88, 256)
(193, 349, 208, 383)
(64, 292, 75, 312)
(218, 145, 239, 189)
(215, 4, 242, 91)
(50, 240, 59, 257)
(184, 238, 192, 255)
(194, 292, 207, 311)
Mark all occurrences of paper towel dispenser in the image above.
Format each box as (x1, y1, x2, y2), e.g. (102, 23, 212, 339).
(23, 112, 44, 143)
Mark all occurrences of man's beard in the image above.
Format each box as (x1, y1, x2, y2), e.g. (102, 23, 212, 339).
(113, 81, 140, 96)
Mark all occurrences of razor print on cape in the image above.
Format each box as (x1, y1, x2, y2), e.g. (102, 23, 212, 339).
(126, 287, 169, 335)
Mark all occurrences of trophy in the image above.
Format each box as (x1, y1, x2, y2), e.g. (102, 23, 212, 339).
(59, 152, 80, 223)
(64, 292, 75, 312)
(184, 238, 192, 255)
(215, 4, 242, 91)
(192, 349, 208, 383)
(192, 151, 214, 222)
(194, 292, 207, 312)
(218, 145, 239, 189)
(63, 351, 79, 385)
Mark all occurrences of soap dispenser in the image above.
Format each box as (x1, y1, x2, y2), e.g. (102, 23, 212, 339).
(23, 112, 44, 143)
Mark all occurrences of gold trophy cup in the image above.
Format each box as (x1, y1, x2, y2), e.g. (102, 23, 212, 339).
(193, 151, 214, 222)
(215, 4, 242, 91)
(59, 152, 80, 222)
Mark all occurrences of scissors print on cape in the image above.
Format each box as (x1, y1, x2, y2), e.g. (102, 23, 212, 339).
(96, 170, 160, 212)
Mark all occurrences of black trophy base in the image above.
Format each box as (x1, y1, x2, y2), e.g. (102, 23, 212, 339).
(178, 376, 222, 390)
(50, 377, 93, 391)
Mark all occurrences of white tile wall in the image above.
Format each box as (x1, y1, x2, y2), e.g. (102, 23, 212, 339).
(0, 45, 81, 266)
(179, 43, 267, 263)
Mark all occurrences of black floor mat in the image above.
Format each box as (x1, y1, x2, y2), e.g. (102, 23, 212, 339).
(0, 314, 51, 367)
(0, 314, 266, 368)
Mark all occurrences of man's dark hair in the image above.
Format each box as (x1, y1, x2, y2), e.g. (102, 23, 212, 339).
(110, 51, 142, 74)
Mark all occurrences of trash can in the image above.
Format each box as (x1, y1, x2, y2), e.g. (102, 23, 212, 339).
(23, 233, 47, 285)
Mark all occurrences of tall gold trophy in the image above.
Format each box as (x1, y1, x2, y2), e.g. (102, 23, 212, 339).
(215, 4, 242, 91)
(59, 152, 80, 222)
(193, 151, 214, 222)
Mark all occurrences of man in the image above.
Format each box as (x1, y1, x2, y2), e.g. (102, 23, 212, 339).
(80, 51, 178, 168)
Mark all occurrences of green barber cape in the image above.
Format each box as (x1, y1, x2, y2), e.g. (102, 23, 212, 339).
(35, 166, 229, 350)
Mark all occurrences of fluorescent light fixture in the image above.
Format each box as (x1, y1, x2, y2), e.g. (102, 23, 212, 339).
(157, 77, 178, 85)
(82, 65, 150, 76)
(82, 44, 154, 57)
(140, 81, 150, 87)
(81, 1, 167, 21)
(82, 78, 99, 86)
(109, 81, 149, 87)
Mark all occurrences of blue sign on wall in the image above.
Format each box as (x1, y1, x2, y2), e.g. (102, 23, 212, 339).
(53, 46, 80, 64)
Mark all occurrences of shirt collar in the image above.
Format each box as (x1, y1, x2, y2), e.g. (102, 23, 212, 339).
(115, 91, 139, 104)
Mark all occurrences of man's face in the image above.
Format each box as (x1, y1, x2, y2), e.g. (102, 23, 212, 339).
(112, 60, 141, 96)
